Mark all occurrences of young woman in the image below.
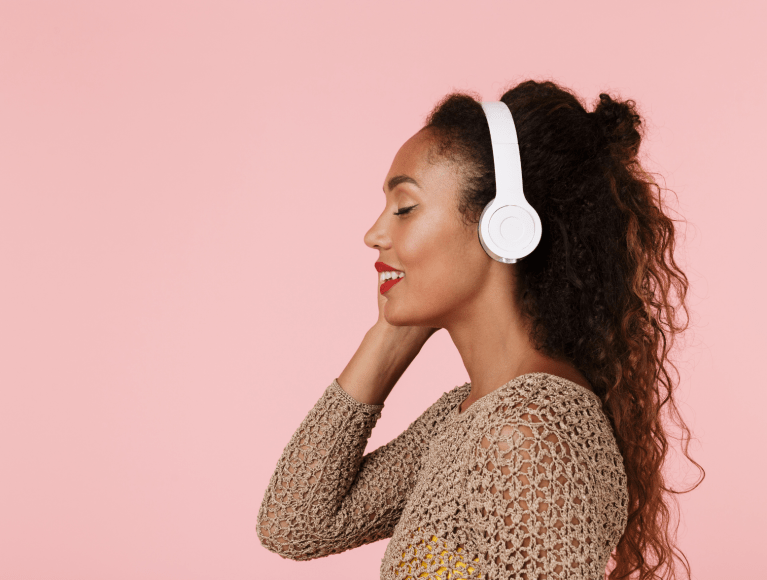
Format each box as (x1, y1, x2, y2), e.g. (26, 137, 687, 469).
(257, 79, 702, 580)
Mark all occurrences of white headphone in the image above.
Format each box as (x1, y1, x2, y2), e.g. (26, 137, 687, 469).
(478, 101, 542, 263)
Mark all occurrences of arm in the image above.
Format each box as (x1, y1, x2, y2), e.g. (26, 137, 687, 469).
(461, 395, 607, 579)
(257, 324, 446, 561)
(257, 378, 454, 561)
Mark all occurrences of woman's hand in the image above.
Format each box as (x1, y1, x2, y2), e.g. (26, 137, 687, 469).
(335, 271, 440, 406)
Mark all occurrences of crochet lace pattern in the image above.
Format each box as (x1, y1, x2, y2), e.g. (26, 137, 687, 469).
(257, 372, 628, 579)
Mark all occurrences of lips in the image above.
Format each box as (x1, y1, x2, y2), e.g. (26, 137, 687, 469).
(375, 261, 403, 273)
(376, 261, 404, 295)
(380, 276, 403, 295)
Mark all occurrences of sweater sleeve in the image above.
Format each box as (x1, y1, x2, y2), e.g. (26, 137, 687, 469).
(257, 378, 452, 561)
(461, 393, 610, 579)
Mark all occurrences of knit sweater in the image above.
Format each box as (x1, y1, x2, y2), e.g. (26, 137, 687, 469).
(257, 372, 628, 579)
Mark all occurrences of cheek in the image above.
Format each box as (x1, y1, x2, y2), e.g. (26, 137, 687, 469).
(399, 222, 480, 289)
(394, 204, 481, 278)
(396, 219, 443, 267)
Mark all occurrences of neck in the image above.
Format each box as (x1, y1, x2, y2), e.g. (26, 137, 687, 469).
(443, 268, 591, 409)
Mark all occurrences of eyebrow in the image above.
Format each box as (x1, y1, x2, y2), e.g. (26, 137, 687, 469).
(383, 175, 420, 193)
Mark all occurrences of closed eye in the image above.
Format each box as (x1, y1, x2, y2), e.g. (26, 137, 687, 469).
(394, 204, 417, 216)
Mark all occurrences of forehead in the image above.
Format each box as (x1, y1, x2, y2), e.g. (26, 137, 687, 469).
(384, 129, 454, 192)
(387, 130, 430, 176)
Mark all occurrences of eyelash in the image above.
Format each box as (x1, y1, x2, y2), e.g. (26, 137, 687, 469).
(394, 204, 417, 216)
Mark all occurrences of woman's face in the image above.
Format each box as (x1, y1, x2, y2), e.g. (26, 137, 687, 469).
(364, 128, 495, 329)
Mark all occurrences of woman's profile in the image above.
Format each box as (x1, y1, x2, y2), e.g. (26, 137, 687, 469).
(257, 79, 703, 579)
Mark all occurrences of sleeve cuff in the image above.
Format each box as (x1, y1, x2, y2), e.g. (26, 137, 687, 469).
(329, 378, 385, 414)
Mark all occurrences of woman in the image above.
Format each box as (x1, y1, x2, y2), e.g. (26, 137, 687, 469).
(257, 79, 702, 579)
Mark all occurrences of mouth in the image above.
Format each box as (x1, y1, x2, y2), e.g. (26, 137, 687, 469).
(376, 261, 405, 295)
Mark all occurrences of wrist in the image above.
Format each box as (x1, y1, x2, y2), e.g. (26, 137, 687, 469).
(369, 322, 434, 348)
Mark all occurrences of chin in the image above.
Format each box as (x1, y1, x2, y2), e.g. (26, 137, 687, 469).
(385, 304, 435, 329)
(384, 304, 412, 327)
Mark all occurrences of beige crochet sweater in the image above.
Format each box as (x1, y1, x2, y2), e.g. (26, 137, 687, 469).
(257, 372, 628, 579)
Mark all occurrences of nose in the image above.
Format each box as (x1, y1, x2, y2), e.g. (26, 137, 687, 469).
(364, 210, 390, 250)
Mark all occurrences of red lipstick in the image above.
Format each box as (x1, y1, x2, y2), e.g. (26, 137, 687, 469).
(375, 262, 404, 295)
(375, 261, 403, 272)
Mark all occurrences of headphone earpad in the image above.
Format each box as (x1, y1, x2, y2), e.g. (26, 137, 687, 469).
(479, 201, 537, 262)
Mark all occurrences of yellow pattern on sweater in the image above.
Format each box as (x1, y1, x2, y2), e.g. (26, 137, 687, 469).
(399, 527, 481, 579)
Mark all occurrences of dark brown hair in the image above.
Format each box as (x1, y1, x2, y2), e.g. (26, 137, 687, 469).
(422, 79, 703, 580)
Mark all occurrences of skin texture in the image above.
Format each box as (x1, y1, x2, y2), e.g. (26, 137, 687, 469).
(364, 127, 592, 411)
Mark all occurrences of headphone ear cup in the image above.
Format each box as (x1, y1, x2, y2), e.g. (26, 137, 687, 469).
(478, 198, 541, 263)
(490, 204, 535, 251)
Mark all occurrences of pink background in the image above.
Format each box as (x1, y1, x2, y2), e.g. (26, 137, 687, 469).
(1, 1, 764, 578)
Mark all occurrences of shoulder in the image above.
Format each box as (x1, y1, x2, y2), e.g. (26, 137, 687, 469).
(469, 372, 613, 447)
(462, 372, 628, 540)
(462, 372, 627, 500)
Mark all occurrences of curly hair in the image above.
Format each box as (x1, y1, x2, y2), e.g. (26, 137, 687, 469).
(421, 79, 704, 580)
